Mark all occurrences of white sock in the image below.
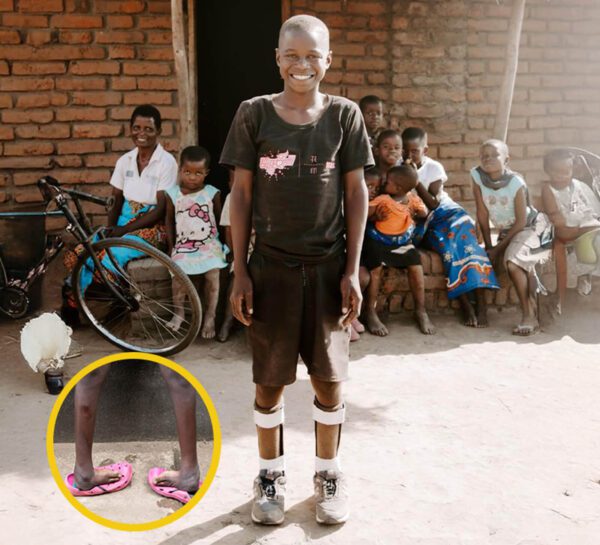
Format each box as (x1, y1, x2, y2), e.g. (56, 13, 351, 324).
(315, 456, 342, 473)
(259, 455, 285, 473)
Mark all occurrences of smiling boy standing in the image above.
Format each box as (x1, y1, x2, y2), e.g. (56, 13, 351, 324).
(220, 15, 373, 525)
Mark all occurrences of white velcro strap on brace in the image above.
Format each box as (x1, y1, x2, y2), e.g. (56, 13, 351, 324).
(254, 405, 284, 429)
(313, 403, 345, 425)
(259, 455, 285, 472)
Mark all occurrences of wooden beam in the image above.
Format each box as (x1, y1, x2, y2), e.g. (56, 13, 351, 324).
(281, 0, 291, 22)
(188, 0, 198, 144)
(171, 0, 192, 147)
(493, 0, 527, 142)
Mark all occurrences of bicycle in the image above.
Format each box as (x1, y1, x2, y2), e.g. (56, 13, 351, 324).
(0, 177, 202, 356)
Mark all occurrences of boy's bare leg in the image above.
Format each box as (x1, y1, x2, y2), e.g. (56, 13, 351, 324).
(407, 264, 436, 334)
(201, 268, 220, 339)
(311, 378, 342, 459)
(365, 266, 388, 336)
(217, 275, 235, 342)
(458, 293, 477, 327)
(73, 366, 118, 489)
(507, 261, 538, 333)
(475, 288, 489, 327)
(167, 276, 186, 332)
(255, 385, 285, 459)
(155, 366, 200, 493)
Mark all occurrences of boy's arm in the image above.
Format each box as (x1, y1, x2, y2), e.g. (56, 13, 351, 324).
(107, 187, 124, 227)
(165, 195, 175, 254)
(342, 167, 369, 326)
(212, 190, 222, 224)
(472, 181, 493, 249)
(230, 167, 254, 325)
(415, 180, 442, 210)
(410, 193, 429, 219)
(541, 183, 584, 242)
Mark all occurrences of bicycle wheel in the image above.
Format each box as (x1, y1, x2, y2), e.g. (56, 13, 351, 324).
(72, 237, 202, 355)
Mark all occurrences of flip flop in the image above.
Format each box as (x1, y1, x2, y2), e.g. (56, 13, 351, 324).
(65, 461, 133, 497)
(147, 467, 201, 504)
(512, 323, 539, 336)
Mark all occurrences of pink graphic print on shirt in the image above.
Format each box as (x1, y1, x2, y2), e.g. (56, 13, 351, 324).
(174, 202, 217, 253)
(259, 151, 297, 178)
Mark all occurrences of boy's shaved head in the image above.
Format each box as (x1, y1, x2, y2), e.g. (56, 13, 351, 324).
(279, 14, 330, 49)
(481, 138, 509, 155)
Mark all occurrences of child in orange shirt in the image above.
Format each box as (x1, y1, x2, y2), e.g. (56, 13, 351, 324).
(361, 165, 435, 335)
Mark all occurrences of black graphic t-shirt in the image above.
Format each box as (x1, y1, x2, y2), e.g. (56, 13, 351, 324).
(220, 95, 374, 263)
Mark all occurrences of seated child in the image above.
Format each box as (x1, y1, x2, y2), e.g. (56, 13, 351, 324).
(402, 127, 499, 327)
(165, 146, 229, 339)
(359, 95, 384, 149)
(361, 164, 436, 335)
(374, 129, 403, 178)
(541, 148, 600, 309)
(471, 139, 552, 336)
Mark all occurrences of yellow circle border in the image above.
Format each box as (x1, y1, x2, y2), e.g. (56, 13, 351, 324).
(46, 351, 222, 532)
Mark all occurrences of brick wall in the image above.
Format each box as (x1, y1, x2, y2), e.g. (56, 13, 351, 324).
(2, 0, 600, 214)
(0, 0, 178, 208)
(293, 0, 600, 214)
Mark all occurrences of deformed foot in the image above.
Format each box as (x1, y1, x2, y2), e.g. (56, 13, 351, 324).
(414, 310, 436, 335)
(252, 470, 286, 525)
(217, 315, 234, 343)
(366, 308, 388, 336)
(154, 468, 201, 494)
(74, 467, 122, 491)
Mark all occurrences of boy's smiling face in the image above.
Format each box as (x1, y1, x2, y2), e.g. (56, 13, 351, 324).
(276, 28, 332, 93)
(480, 143, 509, 176)
(546, 158, 573, 188)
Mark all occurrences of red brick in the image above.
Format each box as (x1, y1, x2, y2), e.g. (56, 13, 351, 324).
(56, 77, 107, 90)
(111, 76, 136, 90)
(72, 124, 122, 138)
(345, 58, 387, 71)
(0, 30, 21, 44)
(138, 15, 171, 28)
(137, 77, 178, 91)
(0, 94, 12, 108)
(109, 107, 134, 120)
(58, 30, 92, 44)
(72, 91, 121, 106)
(12, 61, 66, 75)
(84, 153, 121, 167)
(111, 137, 134, 151)
(106, 14, 133, 28)
(2, 13, 47, 26)
(108, 45, 135, 59)
(54, 156, 83, 168)
(0, 127, 15, 140)
(147, 0, 169, 13)
(55, 108, 107, 121)
(50, 14, 102, 27)
(96, 31, 144, 44)
(57, 140, 105, 154)
(95, 0, 145, 13)
(0, 0, 14, 10)
(16, 125, 70, 139)
(14, 186, 46, 203)
(26, 29, 54, 46)
(0, 61, 8, 75)
(123, 62, 171, 76)
(147, 31, 172, 45)
(19, 0, 63, 12)
(0, 77, 54, 91)
(137, 47, 173, 61)
(70, 60, 120, 75)
(3, 142, 54, 156)
(47, 168, 111, 184)
(0, 157, 53, 169)
(2, 110, 54, 123)
(123, 91, 173, 105)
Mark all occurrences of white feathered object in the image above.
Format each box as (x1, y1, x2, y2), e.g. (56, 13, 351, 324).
(20, 313, 73, 373)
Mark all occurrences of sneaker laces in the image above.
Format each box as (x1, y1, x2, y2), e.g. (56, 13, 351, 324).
(260, 477, 277, 499)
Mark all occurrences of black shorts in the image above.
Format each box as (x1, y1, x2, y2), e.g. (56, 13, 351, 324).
(247, 252, 350, 387)
(362, 235, 421, 271)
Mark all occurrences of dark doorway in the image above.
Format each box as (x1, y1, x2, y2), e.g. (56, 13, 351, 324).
(197, 1, 283, 192)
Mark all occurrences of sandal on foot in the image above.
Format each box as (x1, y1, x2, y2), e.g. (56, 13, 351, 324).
(65, 462, 133, 497)
(512, 323, 539, 336)
(147, 467, 201, 504)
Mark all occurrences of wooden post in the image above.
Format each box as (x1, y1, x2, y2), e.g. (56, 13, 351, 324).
(187, 0, 198, 144)
(171, 0, 193, 147)
(493, 0, 527, 142)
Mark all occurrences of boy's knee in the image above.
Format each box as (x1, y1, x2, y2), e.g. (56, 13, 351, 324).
(255, 384, 285, 410)
(312, 380, 342, 407)
(160, 366, 194, 392)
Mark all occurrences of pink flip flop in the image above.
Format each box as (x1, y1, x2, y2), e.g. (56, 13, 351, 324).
(65, 461, 133, 497)
(147, 467, 201, 504)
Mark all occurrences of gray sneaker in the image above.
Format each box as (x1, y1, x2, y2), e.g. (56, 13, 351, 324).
(313, 470, 349, 524)
(251, 470, 286, 525)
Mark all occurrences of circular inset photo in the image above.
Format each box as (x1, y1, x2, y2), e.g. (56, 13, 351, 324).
(46, 352, 221, 531)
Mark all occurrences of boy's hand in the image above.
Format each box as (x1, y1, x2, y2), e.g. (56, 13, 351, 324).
(486, 245, 501, 265)
(230, 272, 253, 326)
(107, 225, 127, 237)
(340, 273, 362, 327)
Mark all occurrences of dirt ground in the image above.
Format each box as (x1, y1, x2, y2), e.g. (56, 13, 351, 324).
(1, 289, 600, 544)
